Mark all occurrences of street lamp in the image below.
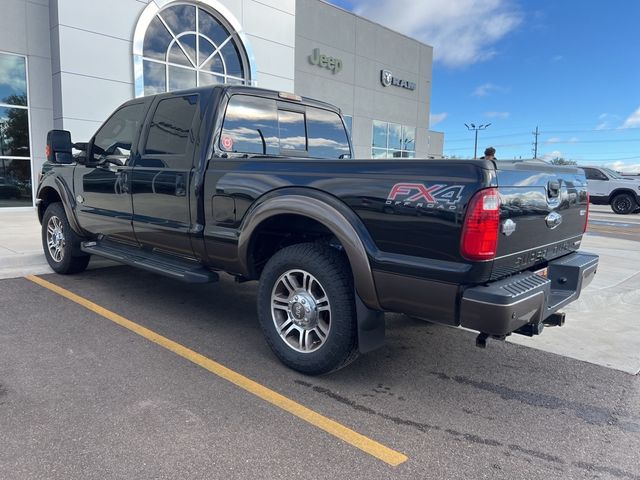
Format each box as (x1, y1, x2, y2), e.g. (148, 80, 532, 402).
(464, 123, 491, 159)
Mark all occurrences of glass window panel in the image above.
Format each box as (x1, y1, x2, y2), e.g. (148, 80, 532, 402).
(177, 34, 197, 66)
(198, 72, 223, 87)
(0, 159, 32, 206)
(159, 5, 196, 35)
(343, 115, 353, 141)
(221, 95, 279, 155)
(372, 148, 387, 159)
(278, 110, 306, 151)
(307, 107, 350, 159)
(0, 107, 30, 157)
(143, 61, 166, 96)
(220, 40, 244, 78)
(93, 103, 145, 159)
(145, 95, 197, 156)
(401, 151, 415, 158)
(198, 38, 216, 67)
(0, 54, 27, 106)
(388, 123, 402, 150)
(389, 149, 403, 159)
(168, 66, 196, 91)
(198, 9, 231, 46)
(372, 121, 387, 148)
(202, 53, 224, 74)
(168, 42, 191, 66)
(143, 16, 173, 61)
(402, 125, 416, 152)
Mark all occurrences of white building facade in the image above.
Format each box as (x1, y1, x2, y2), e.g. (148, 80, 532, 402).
(0, 0, 443, 209)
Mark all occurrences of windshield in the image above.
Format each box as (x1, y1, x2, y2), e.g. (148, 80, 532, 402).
(601, 168, 625, 179)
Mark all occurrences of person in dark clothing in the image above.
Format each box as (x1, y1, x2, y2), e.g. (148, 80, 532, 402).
(481, 147, 496, 160)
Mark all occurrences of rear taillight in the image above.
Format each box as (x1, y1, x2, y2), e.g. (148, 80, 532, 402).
(583, 192, 589, 233)
(460, 188, 500, 261)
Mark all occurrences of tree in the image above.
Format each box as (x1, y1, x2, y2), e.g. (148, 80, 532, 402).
(0, 94, 29, 157)
(549, 157, 577, 166)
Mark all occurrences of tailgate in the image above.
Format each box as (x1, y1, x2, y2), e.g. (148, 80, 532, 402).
(491, 161, 589, 279)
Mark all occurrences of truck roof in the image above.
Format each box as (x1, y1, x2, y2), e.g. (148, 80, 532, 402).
(130, 85, 342, 115)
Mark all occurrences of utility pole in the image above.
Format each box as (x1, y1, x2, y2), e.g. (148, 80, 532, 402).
(532, 125, 539, 158)
(464, 123, 491, 159)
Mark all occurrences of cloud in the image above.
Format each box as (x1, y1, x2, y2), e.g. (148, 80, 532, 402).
(544, 137, 561, 144)
(596, 113, 621, 130)
(0, 55, 26, 98)
(429, 112, 448, 126)
(622, 106, 640, 128)
(350, 0, 522, 68)
(552, 55, 564, 62)
(484, 111, 510, 119)
(472, 83, 508, 97)
(607, 161, 640, 174)
(568, 137, 579, 143)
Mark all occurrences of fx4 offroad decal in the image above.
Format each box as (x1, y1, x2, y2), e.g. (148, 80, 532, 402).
(386, 183, 465, 210)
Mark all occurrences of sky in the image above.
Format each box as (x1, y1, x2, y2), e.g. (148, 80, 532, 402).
(327, 0, 640, 172)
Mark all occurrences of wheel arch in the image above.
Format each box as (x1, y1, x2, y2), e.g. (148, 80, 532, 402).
(37, 176, 86, 236)
(238, 189, 381, 310)
(608, 188, 639, 203)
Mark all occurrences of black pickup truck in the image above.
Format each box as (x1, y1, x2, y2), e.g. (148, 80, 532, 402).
(37, 85, 598, 374)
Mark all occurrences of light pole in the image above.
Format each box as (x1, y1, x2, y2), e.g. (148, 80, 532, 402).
(464, 123, 491, 159)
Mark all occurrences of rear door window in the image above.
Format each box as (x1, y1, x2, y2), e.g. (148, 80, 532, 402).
(144, 95, 198, 158)
(584, 168, 607, 181)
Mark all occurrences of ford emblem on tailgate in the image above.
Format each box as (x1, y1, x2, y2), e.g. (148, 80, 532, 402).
(545, 211, 563, 229)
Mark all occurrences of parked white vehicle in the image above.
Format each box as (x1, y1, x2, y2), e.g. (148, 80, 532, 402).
(581, 166, 640, 214)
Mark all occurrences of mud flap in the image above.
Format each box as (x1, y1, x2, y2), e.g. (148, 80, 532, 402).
(356, 293, 385, 353)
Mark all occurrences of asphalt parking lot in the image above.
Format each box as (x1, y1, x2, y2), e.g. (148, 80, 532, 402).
(2, 263, 639, 479)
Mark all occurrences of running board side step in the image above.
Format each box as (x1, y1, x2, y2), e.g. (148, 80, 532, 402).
(81, 240, 219, 284)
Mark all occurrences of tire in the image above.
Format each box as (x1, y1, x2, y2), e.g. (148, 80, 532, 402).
(257, 243, 359, 375)
(610, 193, 637, 214)
(42, 202, 91, 274)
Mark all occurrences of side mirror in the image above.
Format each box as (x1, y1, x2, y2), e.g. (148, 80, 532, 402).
(46, 130, 73, 164)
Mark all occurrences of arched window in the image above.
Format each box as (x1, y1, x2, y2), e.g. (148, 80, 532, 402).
(133, 0, 256, 97)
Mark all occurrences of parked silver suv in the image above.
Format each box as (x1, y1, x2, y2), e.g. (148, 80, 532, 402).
(581, 166, 640, 214)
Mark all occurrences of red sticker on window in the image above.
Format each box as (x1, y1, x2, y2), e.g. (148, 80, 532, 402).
(221, 136, 233, 151)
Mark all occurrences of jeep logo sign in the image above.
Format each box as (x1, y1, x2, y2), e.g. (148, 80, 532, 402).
(380, 69, 416, 91)
(309, 48, 342, 74)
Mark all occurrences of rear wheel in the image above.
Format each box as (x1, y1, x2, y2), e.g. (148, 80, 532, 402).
(257, 243, 359, 375)
(42, 202, 90, 274)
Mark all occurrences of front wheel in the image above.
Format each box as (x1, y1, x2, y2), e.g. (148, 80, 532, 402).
(257, 243, 359, 375)
(42, 202, 90, 274)
(610, 193, 637, 215)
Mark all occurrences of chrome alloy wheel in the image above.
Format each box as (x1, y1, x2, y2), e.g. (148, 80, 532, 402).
(46, 215, 65, 263)
(270, 269, 331, 353)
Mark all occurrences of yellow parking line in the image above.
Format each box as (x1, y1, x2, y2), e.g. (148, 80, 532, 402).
(25, 274, 408, 467)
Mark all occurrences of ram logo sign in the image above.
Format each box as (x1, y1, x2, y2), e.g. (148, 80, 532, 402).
(386, 183, 465, 210)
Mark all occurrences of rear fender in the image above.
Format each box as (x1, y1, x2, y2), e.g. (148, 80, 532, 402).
(238, 192, 381, 311)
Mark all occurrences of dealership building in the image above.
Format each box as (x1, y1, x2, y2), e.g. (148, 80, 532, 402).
(0, 0, 444, 209)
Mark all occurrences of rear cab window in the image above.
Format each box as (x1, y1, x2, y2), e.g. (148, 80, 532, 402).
(220, 94, 351, 159)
